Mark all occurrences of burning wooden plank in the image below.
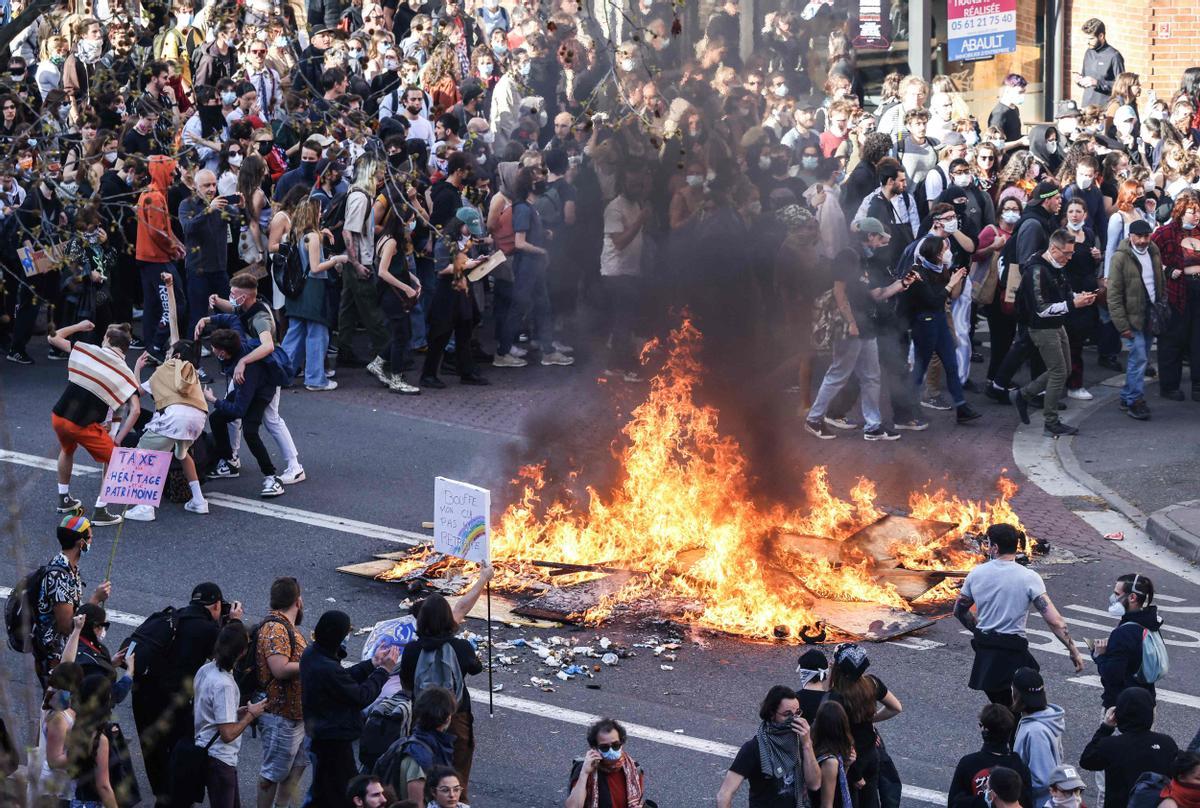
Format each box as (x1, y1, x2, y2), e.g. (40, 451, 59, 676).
(811, 599, 936, 641)
(843, 515, 958, 566)
(870, 568, 965, 602)
(512, 575, 635, 622)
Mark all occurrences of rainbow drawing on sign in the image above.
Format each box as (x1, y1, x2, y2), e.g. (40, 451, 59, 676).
(457, 516, 487, 557)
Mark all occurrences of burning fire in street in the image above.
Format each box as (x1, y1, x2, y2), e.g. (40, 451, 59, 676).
(384, 320, 1026, 641)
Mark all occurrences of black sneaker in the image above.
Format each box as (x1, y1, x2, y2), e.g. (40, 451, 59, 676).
(1127, 399, 1152, 421)
(1098, 356, 1123, 372)
(1160, 389, 1185, 402)
(894, 418, 929, 431)
(1118, 399, 1130, 413)
(90, 506, 124, 526)
(129, 338, 145, 350)
(804, 420, 837, 440)
(208, 459, 241, 479)
(460, 374, 491, 386)
(1145, 365, 1158, 379)
(920, 394, 953, 411)
(420, 376, 447, 390)
(1010, 389, 1030, 424)
(962, 379, 981, 393)
(986, 384, 1011, 405)
(47, 347, 69, 361)
(6, 349, 33, 365)
(864, 427, 901, 442)
(56, 493, 82, 513)
(956, 404, 982, 423)
(1044, 421, 1079, 437)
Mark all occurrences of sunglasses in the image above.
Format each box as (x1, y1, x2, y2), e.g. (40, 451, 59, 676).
(251, 48, 267, 55)
(597, 741, 623, 752)
(978, 155, 995, 162)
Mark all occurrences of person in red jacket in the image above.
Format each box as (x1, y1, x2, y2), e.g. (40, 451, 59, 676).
(135, 155, 186, 361)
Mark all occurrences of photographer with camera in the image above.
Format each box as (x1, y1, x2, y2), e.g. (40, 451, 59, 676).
(130, 581, 244, 806)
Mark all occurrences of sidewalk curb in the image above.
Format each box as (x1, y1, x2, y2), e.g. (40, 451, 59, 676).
(1147, 501, 1200, 564)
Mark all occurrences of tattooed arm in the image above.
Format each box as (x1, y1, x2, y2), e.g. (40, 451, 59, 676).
(954, 594, 977, 631)
(1033, 593, 1085, 672)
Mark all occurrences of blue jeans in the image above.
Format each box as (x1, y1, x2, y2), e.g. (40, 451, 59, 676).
(408, 255, 435, 350)
(807, 336, 883, 430)
(1120, 329, 1151, 405)
(281, 318, 331, 386)
(186, 271, 229, 344)
(139, 262, 184, 355)
(911, 311, 965, 407)
(499, 254, 554, 355)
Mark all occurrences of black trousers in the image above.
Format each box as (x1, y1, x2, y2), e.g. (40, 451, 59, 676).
(303, 738, 357, 808)
(1159, 282, 1200, 394)
(11, 271, 59, 354)
(422, 279, 475, 380)
(993, 324, 1046, 389)
(380, 288, 413, 377)
(133, 683, 192, 807)
(985, 303, 1017, 382)
(210, 396, 276, 476)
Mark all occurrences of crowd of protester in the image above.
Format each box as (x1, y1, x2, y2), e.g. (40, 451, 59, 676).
(2, 0, 1200, 801)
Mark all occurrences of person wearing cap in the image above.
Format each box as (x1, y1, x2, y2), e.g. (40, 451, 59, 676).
(1054, 100, 1082, 144)
(75, 603, 134, 705)
(1043, 765, 1086, 808)
(781, 96, 821, 157)
(1080, 687, 1179, 808)
(1011, 228, 1098, 436)
(1012, 667, 1066, 807)
(1107, 217, 1163, 421)
(948, 704, 1035, 808)
(31, 515, 111, 690)
(827, 643, 902, 808)
(450, 82, 486, 134)
(1078, 19, 1125, 109)
(717, 685, 819, 808)
(956, 524, 1083, 704)
(130, 581, 243, 803)
(923, 131, 968, 207)
(421, 204, 490, 387)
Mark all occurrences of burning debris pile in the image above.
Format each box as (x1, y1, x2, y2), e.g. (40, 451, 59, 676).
(364, 320, 1031, 642)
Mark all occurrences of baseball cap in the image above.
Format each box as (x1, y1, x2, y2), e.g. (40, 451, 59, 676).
(456, 206, 485, 237)
(1128, 219, 1153, 236)
(1032, 181, 1060, 202)
(855, 216, 889, 238)
(1048, 765, 1085, 791)
(308, 133, 335, 149)
(939, 131, 966, 148)
(1012, 667, 1047, 710)
(1114, 105, 1138, 123)
(1054, 99, 1080, 119)
(315, 157, 347, 177)
(190, 582, 224, 606)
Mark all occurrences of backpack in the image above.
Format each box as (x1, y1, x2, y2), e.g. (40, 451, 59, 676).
(125, 607, 181, 679)
(1127, 771, 1171, 808)
(360, 691, 413, 771)
(1136, 627, 1169, 684)
(234, 614, 296, 705)
(412, 642, 464, 702)
(272, 235, 307, 299)
(5, 566, 49, 653)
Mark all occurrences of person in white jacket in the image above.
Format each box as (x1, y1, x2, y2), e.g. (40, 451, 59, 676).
(488, 49, 531, 153)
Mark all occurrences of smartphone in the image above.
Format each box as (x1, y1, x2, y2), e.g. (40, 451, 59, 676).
(221, 194, 241, 205)
(127, 640, 137, 657)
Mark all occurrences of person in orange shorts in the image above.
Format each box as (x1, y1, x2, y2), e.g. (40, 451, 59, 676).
(49, 320, 141, 525)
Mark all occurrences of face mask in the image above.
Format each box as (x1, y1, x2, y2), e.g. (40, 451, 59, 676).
(493, 45, 508, 58)
(1012, 93, 1026, 106)
(1118, 169, 1131, 179)
(1075, 174, 1093, 190)
(115, 104, 127, 117)
(51, 54, 66, 66)
(228, 154, 243, 168)
(787, 164, 801, 178)
(620, 58, 635, 73)
(1060, 119, 1078, 135)
(1108, 592, 1127, 615)
(402, 72, 419, 84)
(79, 40, 101, 60)
(801, 156, 819, 170)
(1117, 121, 1134, 136)
(480, 62, 494, 76)
(773, 84, 788, 98)
(221, 91, 237, 106)
(384, 57, 399, 71)
(686, 174, 703, 188)
(1184, 220, 1197, 230)
(349, 48, 364, 60)
(51, 690, 71, 711)
(80, 539, 91, 554)
(758, 155, 772, 170)
(301, 160, 317, 180)
(1001, 210, 1021, 225)
(1067, 220, 1084, 232)
(407, 219, 417, 233)
(538, 110, 548, 127)
(1050, 795, 1082, 808)
(61, 181, 78, 196)
(258, 141, 273, 156)
(599, 748, 622, 762)
(953, 173, 973, 188)
(273, 34, 288, 48)
(942, 219, 959, 234)
(991, 139, 1005, 150)
(964, 131, 979, 146)
(519, 61, 532, 78)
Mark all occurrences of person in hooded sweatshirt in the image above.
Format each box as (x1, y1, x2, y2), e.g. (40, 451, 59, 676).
(300, 610, 399, 808)
(1012, 668, 1066, 808)
(1027, 125, 1063, 179)
(1092, 573, 1163, 709)
(948, 703, 1035, 808)
(1080, 687, 1178, 808)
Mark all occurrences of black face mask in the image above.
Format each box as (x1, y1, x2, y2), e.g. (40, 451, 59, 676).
(388, 152, 406, 167)
(258, 141, 273, 155)
(532, 179, 548, 194)
(301, 160, 317, 180)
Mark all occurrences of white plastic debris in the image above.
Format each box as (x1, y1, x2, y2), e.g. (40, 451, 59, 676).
(530, 677, 553, 687)
(555, 670, 571, 681)
(601, 653, 619, 666)
(660, 664, 674, 671)
(599, 637, 612, 650)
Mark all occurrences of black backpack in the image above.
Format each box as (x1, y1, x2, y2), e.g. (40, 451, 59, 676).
(124, 607, 181, 679)
(272, 236, 307, 299)
(320, 190, 352, 254)
(1128, 772, 1171, 808)
(5, 566, 49, 653)
(360, 691, 413, 771)
(234, 614, 296, 705)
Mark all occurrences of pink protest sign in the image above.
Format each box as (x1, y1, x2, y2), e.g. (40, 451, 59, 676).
(100, 448, 173, 508)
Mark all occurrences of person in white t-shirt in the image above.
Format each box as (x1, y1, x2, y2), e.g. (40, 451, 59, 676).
(954, 524, 1083, 704)
(600, 170, 650, 381)
(193, 623, 267, 807)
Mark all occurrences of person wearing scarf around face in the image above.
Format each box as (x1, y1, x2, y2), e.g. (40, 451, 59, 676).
(1160, 752, 1200, 808)
(718, 685, 820, 808)
(566, 718, 647, 808)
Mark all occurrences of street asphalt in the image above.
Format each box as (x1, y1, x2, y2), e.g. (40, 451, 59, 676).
(2, 338, 1199, 808)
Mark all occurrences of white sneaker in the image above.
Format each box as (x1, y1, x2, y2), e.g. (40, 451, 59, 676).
(387, 375, 421, 395)
(366, 356, 390, 385)
(493, 353, 527, 368)
(508, 345, 528, 358)
(541, 351, 575, 366)
(184, 498, 209, 514)
(1067, 388, 1094, 401)
(200, 345, 212, 358)
(261, 476, 286, 497)
(279, 467, 306, 485)
(124, 504, 156, 522)
(552, 340, 574, 354)
(305, 380, 339, 392)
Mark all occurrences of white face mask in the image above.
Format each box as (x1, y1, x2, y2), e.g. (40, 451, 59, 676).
(942, 218, 959, 234)
(685, 174, 703, 188)
(385, 57, 399, 71)
(1067, 220, 1084, 232)
(1108, 592, 1127, 616)
(1001, 210, 1021, 225)
(953, 173, 972, 188)
(228, 154, 242, 168)
(95, 627, 107, 643)
(1076, 174, 1093, 190)
(1060, 119, 1077, 135)
(773, 84, 788, 98)
(620, 58, 635, 73)
(1117, 121, 1135, 136)
(758, 155, 771, 170)
(964, 131, 979, 146)
(1046, 141, 1058, 154)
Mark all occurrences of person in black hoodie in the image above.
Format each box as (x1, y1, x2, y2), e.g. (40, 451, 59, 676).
(1027, 124, 1063, 179)
(1092, 573, 1163, 709)
(1011, 228, 1098, 436)
(300, 609, 398, 808)
(75, 604, 133, 706)
(1080, 687, 1179, 808)
(842, 132, 894, 217)
(948, 703, 1035, 808)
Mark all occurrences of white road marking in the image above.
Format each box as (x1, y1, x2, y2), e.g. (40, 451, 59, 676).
(1069, 675, 1200, 710)
(0, 449, 99, 476)
(1158, 594, 1187, 602)
(1060, 605, 1200, 648)
(0, 587, 949, 805)
(960, 628, 1087, 658)
(887, 638, 945, 651)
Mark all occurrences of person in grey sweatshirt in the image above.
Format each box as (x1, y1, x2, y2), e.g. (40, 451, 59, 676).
(1012, 667, 1065, 806)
